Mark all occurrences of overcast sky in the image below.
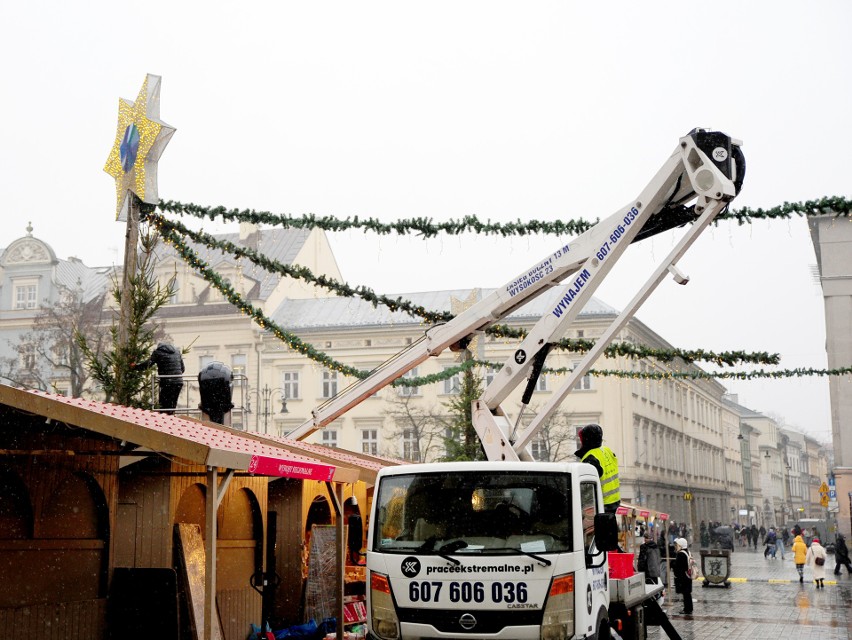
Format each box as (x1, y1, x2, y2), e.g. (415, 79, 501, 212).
(2, 1, 849, 442)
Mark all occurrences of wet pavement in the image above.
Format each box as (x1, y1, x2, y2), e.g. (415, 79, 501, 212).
(649, 545, 852, 640)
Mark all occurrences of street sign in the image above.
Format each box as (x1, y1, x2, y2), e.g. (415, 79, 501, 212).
(819, 482, 829, 494)
(820, 495, 829, 507)
(828, 476, 835, 487)
(829, 489, 837, 499)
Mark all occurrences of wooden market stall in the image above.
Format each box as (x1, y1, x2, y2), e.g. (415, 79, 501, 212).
(0, 386, 383, 640)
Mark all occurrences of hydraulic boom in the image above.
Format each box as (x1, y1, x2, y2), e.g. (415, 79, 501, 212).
(287, 129, 744, 461)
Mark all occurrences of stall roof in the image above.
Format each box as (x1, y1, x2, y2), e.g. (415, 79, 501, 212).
(616, 502, 670, 520)
(0, 386, 361, 483)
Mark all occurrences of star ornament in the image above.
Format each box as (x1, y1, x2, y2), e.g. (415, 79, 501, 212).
(104, 74, 176, 221)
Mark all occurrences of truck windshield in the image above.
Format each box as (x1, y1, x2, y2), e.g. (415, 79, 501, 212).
(373, 470, 572, 554)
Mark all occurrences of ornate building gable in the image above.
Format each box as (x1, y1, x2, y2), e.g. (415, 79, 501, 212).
(1, 229, 57, 267)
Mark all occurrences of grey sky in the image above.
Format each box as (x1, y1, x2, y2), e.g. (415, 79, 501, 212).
(2, 1, 849, 441)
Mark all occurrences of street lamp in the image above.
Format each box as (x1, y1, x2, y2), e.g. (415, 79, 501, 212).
(247, 384, 288, 434)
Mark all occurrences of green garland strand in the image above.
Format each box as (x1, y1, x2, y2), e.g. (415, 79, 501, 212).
(588, 366, 852, 380)
(148, 195, 852, 382)
(157, 199, 598, 238)
(158, 195, 852, 238)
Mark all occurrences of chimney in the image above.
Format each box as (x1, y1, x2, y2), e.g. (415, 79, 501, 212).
(239, 221, 259, 242)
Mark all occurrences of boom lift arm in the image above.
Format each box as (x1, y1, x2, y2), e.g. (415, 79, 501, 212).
(287, 130, 744, 452)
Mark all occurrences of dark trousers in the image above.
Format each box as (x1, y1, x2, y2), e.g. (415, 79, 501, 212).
(675, 577, 693, 614)
(158, 383, 183, 414)
(834, 559, 852, 575)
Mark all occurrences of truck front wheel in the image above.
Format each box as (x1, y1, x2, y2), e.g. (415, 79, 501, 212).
(592, 614, 611, 640)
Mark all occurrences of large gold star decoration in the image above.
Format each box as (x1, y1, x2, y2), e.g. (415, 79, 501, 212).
(104, 74, 176, 221)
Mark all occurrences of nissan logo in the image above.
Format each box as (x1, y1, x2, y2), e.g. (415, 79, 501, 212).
(458, 613, 477, 631)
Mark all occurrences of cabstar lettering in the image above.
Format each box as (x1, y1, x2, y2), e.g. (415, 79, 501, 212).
(551, 269, 591, 318)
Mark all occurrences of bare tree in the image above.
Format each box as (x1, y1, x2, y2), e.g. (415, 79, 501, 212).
(521, 406, 579, 462)
(381, 390, 448, 463)
(0, 284, 107, 396)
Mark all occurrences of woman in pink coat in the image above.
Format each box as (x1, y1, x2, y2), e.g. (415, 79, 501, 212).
(805, 537, 828, 588)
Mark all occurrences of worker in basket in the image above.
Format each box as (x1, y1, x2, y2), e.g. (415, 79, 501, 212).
(574, 423, 621, 514)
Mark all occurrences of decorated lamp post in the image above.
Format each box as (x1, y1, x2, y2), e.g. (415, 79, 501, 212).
(104, 74, 175, 350)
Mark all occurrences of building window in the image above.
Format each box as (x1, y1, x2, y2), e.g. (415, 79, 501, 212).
(398, 368, 420, 397)
(322, 370, 338, 398)
(281, 371, 300, 399)
(20, 344, 36, 370)
(531, 433, 549, 461)
(573, 362, 592, 391)
(14, 283, 38, 310)
(536, 375, 548, 392)
(199, 354, 215, 370)
(231, 353, 247, 377)
(322, 429, 338, 448)
(442, 366, 460, 395)
(361, 428, 378, 455)
(402, 428, 421, 461)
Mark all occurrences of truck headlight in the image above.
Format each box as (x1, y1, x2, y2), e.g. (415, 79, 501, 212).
(541, 573, 574, 640)
(370, 571, 400, 640)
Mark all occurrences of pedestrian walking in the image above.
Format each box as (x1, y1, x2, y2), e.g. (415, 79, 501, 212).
(833, 534, 852, 576)
(763, 527, 777, 559)
(673, 537, 694, 615)
(776, 529, 786, 560)
(750, 524, 759, 550)
(805, 537, 828, 588)
(792, 533, 808, 583)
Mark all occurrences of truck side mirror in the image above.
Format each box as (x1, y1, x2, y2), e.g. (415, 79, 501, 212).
(593, 513, 619, 552)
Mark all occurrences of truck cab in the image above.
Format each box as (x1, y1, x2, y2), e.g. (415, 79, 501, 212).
(366, 461, 616, 640)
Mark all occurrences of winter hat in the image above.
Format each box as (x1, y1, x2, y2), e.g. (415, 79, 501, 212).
(675, 537, 688, 549)
(812, 538, 820, 544)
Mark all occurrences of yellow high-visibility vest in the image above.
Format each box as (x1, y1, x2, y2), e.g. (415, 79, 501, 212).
(583, 446, 621, 505)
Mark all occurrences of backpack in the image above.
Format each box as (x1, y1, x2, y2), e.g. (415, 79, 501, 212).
(686, 551, 700, 579)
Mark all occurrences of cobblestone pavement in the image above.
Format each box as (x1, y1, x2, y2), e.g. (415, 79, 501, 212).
(648, 545, 852, 640)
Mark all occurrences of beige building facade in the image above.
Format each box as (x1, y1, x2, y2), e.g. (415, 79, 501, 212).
(0, 223, 833, 535)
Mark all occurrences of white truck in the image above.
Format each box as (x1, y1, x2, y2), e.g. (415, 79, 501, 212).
(290, 129, 745, 639)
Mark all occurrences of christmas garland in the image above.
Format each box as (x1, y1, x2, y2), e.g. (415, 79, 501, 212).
(157, 195, 852, 238)
(148, 194, 852, 382)
(149, 213, 780, 367)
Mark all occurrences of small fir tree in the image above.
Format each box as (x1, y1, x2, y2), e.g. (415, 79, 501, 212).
(78, 226, 175, 407)
(441, 350, 487, 461)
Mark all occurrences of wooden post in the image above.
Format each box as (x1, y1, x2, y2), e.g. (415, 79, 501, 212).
(205, 466, 218, 640)
(116, 193, 141, 402)
(326, 482, 345, 640)
(205, 467, 233, 640)
(119, 194, 140, 348)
